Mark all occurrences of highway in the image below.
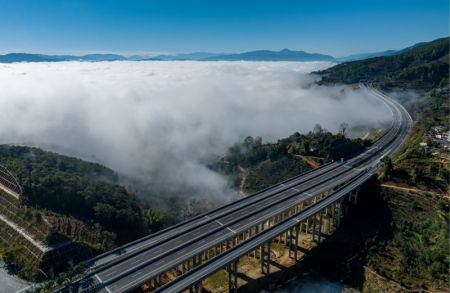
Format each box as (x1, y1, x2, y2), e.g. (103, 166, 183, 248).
(59, 85, 412, 293)
(155, 85, 413, 293)
(155, 170, 375, 293)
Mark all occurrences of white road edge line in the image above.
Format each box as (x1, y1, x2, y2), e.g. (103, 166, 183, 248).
(95, 274, 113, 293)
(227, 227, 237, 234)
(114, 173, 361, 292)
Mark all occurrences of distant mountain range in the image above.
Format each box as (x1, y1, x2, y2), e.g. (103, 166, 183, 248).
(337, 42, 427, 62)
(0, 53, 127, 63)
(200, 49, 336, 61)
(0, 49, 337, 63)
(337, 50, 399, 62)
(0, 41, 435, 63)
(143, 52, 224, 61)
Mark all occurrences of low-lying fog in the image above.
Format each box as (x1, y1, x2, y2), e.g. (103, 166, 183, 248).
(0, 61, 390, 202)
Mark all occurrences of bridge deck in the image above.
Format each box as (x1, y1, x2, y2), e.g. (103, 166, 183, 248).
(58, 85, 412, 293)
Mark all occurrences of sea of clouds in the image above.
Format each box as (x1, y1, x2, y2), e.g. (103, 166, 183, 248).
(0, 61, 391, 202)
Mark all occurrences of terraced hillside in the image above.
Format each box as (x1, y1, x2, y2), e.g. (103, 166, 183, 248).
(0, 145, 160, 281)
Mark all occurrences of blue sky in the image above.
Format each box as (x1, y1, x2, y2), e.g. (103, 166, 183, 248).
(0, 0, 448, 57)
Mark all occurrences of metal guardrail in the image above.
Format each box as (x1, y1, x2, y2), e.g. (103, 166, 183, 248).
(57, 84, 412, 293)
(155, 169, 376, 293)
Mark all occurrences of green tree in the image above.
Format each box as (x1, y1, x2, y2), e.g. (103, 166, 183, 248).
(145, 208, 167, 233)
(411, 167, 423, 184)
(339, 122, 349, 137)
(381, 156, 394, 180)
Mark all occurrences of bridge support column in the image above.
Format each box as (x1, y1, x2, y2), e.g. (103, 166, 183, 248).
(194, 255, 199, 266)
(228, 260, 239, 293)
(330, 202, 336, 229)
(312, 215, 317, 242)
(337, 198, 344, 227)
(261, 240, 271, 275)
(287, 228, 293, 257)
(295, 223, 300, 260)
(318, 209, 324, 243)
(190, 282, 202, 293)
(288, 224, 300, 261)
(216, 245, 220, 256)
(350, 188, 359, 204)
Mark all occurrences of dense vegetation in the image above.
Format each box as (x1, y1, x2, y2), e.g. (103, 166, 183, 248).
(213, 127, 370, 192)
(318, 37, 449, 90)
(315, 36, 449, 291)
(387, 89, 449, 192)
(368, 188, 448, 289)
(0, 145, 173, 281)
(0, 145, 148, 245)
(300, 177, 448, 291)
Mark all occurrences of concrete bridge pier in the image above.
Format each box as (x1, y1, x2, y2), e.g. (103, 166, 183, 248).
(349, 188, 359, 204)
(288, 223, 301, 261)
(294, 223, 300, 260)
(227, 260, 239, 293)
(311, 214, 317, 241)
(330, 202, 337, 229)
(317, 209, 324, 243)
(155, 274, 161, 286)
(189, 282, 203, 293)
(215, 245, 220, 256)
(337, 198, 344, 227)
(261, 240, 271, 275)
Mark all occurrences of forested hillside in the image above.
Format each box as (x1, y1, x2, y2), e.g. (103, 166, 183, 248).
(313, 37, 449, 291)
(0, 145, 148, 245)
(213, 127, 370, 193)
(318, 37, 449, 90)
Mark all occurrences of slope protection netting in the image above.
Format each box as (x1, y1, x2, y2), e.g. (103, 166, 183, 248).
(0, 164, 22, 195)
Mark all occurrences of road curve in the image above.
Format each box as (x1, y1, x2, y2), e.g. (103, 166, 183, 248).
(154, 84, 412, 293)
(58, 84, 412, 293)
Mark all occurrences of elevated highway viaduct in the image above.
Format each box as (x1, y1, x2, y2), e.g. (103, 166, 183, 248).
(58, 84, 412, 293)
